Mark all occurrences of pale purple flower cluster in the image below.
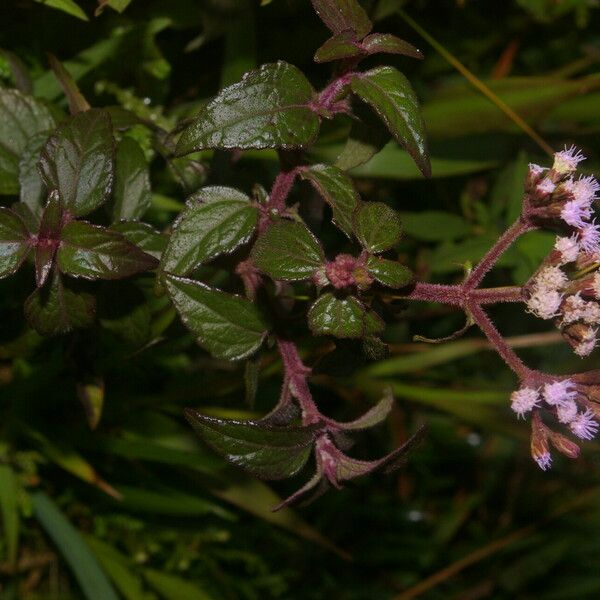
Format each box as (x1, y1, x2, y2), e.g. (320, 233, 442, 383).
(525, 147, 600, 357)
(512, 378, 599, 470)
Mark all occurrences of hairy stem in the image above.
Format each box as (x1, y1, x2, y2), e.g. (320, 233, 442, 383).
(465, 218, 534, 290)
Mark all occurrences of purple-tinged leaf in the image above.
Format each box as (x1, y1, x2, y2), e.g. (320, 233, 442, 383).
(251, 220, 324, 281)
(0, 89, 55, 195)
(310, 0, 372, 39)
(39, 109, 115, 217)
(299, 164, 359, 237)
(112, 136, 152, 222)
(184, 410, 319, 480)
(350, 66, 430, 177)
(335, 388, 394, 430)
(0, 207, 31, 278)
(272, 471, 327, 512)
(160, 186, 257, 277)
(308, 293, 384, 339)
(176, 62, 320, 154)
(25, 271, 96, 336)
(165, 275, 269, 361)
(35, 192, 63, 287)
(57, 221, 158, 280)
(314, 30, 362, 63)
(361, 33, 423, 59)
(365, 255, 413, 288)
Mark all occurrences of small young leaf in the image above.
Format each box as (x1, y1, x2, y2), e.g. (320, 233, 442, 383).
(338, 388, 394, 430)
(0, 89, 55, 194)
(58, 221, 158, 280)
(39, 109, 115, 217)
(35, 192, 64, 287)
(354, 202, 402, 253)
(34, 0, 89, 21)
(160, 187, 257, 276)
(365, 255, 412, 288)
(361, 33, 423, 59)
(25, 271, 96, 336)
(165, 275, 269, 361)
(310, 0, 372, 39)
(184, 410, 318, 480)
(0, 207, 31, 278)
(176, 62, 320, 154)
(308, 293, 384, 338)
(110, 222, 166, 259)
(314, 31, 363, 63)
(300, 164, 359, 237)
(112, 137, 152, 222)
(351, 66, 430, 177)
(251, 220, 324, 281)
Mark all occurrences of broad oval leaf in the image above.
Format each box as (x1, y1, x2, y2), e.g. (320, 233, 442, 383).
(176, 62, 320, 154)
(251, 220, 324, 281)
(184, 410, 318, 480)
(160, 186, 257, 276)
(299, 164, 359, 237)
(354, 202, 402, 253)
(314, 31, 362, 63)
(365, 255, 413, 288)
(39, 109, 115, 217)
(19, 130, 52, 215)
(165, 275, 268, 361)
(350, 66, 430, 177)
(0, 89, 55, 195)
(0, 207, 31, 278)
(310, 0, 372, 39)
(308, 292, 384, 338)
(112, 136, 152, 222)
(58, 221, 158, 280)
(110, 221, 166, 260)
(25, 271, 96, 336)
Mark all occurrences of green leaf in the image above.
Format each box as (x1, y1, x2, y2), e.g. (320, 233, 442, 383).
(401, 210, 471, 241)
(34, 0, 89, 21)
(31, 491, 119, 600)
(338, 388, 394, 430)
(365, 255, 412, 288)
(19, 130, 52, 215)
(112, 136, 152, 222)
(353, 202, 402, 253)
(176, 62, 320, 154)
(25, 271, 96, 336)
(0, 208, 30, 278)
(0, 89, 55, 194)
(160, 186, 257, 276)
(96, 0, 134, 14)
(300, 164, 359, 237)
(144, 569, 214, 600)
(251, 220, 324, 280)
(0, 464, 20, 566)
(39, 109, 115, 217)
(165, 275, 268, 361)
(351, 66, 430, 177)
(314, 31, 363, 63)
(58, 221, 158, 280)
(184, 410, 318, 480)
(310, 0, 372, 39)
(308, 293, 384, 338)
(110, 221, 166, 259)
(361, 33, 423, 59)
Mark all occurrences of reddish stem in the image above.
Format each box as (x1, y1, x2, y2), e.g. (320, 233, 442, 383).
(258, 168, 300, 233)
(465, 219, 534, 290)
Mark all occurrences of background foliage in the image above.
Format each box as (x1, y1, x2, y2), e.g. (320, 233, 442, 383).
(1, 0, 600, 598)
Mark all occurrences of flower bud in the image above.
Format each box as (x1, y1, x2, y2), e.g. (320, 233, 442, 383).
(530, 413, 552, 470)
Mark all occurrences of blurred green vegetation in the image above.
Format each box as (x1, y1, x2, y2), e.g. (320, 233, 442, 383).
(1, 0, 600, 598)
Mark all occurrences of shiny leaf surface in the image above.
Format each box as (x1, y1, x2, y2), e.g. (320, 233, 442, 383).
(310, 0, 372, 38)
(176, 62, 320, 154)
(0, 207, 31, 278)
(353, 202, 403, 253)
(160, 186, 257, 276)
(165, 275, 268, 361)
(365, 255, 413, 288)
(184, 410, 319, 480)
(251, 220, 324, 281)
